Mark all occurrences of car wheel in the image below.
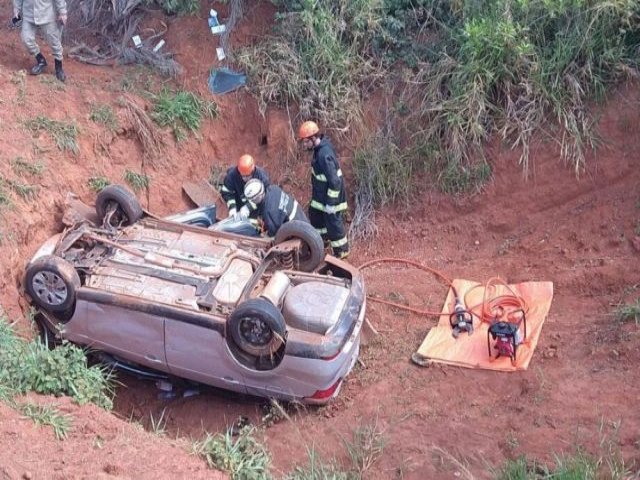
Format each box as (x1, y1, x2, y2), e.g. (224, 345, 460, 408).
(24, 255, 80, 313)
(274, 220, 324, 272)
(228, 298, 286, 357)
(95, 184, 143, 227)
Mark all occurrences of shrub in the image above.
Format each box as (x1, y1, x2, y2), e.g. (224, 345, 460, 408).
(151, 90, 218, 141)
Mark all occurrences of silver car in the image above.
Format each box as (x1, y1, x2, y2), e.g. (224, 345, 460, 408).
(24, 185, 365, 404)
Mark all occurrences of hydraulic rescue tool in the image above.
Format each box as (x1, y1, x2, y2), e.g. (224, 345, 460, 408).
(449, 297, 474, 338)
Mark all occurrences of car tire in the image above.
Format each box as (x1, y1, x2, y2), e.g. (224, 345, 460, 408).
(274, 220, 324, 272)
(24, 255, 80, 314)
(96, 184, 143, 227)
(228, 298, 287, 357)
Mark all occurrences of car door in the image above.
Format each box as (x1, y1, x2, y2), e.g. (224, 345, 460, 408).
(84, 301, 167, 371)
(164, 319, 247, 395)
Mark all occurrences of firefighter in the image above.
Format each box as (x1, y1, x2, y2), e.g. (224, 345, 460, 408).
(220, 154, 270, 221)
(298, 121, 349, 258)
(243, 179, 308, 237)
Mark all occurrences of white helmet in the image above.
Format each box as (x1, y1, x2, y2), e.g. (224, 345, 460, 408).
(244, 178, 265, 204)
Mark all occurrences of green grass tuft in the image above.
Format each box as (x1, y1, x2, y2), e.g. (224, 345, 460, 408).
(24, 115, 79, 154)
(193, 425, 271, 479)
(89, 104, 119, 131)
(614, 299, 640, 325)
(10, 157, 45, 177)
(123, 170, 150, 192)
(151, 90, 218, 141)
(88, 176, 111, 192)
(19, 402, 72, 440)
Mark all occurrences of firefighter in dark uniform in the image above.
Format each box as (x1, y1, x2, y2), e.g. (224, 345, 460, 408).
(220, 154, 270, 222)
(243, 179, 308, 237)
(298, 121, 349, 258)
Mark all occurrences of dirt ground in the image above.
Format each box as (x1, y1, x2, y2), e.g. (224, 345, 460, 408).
(0, 1, 639, 478)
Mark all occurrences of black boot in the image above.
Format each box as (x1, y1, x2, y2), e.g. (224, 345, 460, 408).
(54, 59, 66, 83)
(30, 53, 47, 75)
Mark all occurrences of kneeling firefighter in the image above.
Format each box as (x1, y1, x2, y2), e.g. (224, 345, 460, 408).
(243, 179, 308, 237)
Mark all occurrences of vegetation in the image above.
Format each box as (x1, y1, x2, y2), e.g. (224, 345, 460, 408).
(19, 402, 71, 440)
(89, 104, 119, 131)
(151, 90, 218, 141)
(123, 169, 150, 192)
(24, 115, 79, 154)
(614, 299, 640, 325)
(192, 425, 271, 480)
(0, 317, 114, 409)
(145, 0, 200, 16)
(10, 157, 45, 177)
(88, 176, 111, 192)
(240, 0, 640, 203)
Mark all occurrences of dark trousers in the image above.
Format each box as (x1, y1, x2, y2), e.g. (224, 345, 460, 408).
(309, 207, 349, 258)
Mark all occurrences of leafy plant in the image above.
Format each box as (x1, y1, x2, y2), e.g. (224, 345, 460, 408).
(145, 0, 200, 15)
(123, 170, 150, 192)
(89, 104, 119, 131)
(193, 426, 271, 479)
(88, 176, 111, 192)
(19, 402, 71, 440)
(151, 90, 218, 141)
(24, 115, 79, 154)
(0, 317, 114, 409)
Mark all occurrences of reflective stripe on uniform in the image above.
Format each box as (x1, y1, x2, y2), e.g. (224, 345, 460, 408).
(315, 227, 328, 235)
(310, 199, 325, 211)
(227, 199, 236, 208)
(288, 201, 298, 221)
(336, 169, 343, 177)
(312, 170, 327, 182)
(331, 237, 348, 248)
(221, 185, 232, 193)
(311, 200, 348, 212)
(327, 188, 340, 199)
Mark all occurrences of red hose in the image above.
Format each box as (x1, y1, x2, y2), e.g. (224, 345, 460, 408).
(358, 258, 528, 321)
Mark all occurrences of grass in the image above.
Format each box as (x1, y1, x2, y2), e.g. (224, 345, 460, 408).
(88, 176, 111, 192)
(19, 402, 71, 440)
(89, 104, 119, 131)
(149, 408, 168, 437)
(613, 299, 640, 325)
(0, 182, 14, 210)
(123, 170, 150, 192)
(10, 70, 26, 105)
(239, 0, 639, 202)
(146, 0, 200, 15)
(10, 157, 45, 177)
(24, 115, 79, 154)
(192, 425, 271, 480)
(0, 317, 114, 409)
(342, 418, 385, 477)
(286, 447, 351, 480)
(7, 179, 39, 200)
(151, 90, 218, 141)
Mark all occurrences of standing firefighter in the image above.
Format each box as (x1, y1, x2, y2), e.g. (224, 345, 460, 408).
(13, 0, 67, 82)
(243, 179, 308, 237)
(298, 121, 349, 259)
(220, 154, 270, 221)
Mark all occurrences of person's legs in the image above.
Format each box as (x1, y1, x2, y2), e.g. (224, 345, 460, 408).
(41, 22, 65, 81)
(308, 206, 328, 243)
(325, 211, 349, 258)
(21, 21, 47, 75)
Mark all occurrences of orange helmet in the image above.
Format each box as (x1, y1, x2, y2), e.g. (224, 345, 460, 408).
(237, 154, 256, 176)
(298, 121, 319, 140)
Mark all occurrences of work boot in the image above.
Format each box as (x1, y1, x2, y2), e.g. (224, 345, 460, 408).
(54, 59, 66, 83)
(30, 53, 47, 75)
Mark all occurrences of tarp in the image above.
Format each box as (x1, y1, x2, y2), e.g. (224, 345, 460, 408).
(208, 67, 246, 95)
(416, 279, 554, 371)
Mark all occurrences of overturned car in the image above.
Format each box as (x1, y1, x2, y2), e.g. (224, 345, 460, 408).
(24, 185, 365, 404)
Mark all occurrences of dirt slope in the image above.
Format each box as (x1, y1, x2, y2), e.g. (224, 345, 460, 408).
(0, 1, 639, 478)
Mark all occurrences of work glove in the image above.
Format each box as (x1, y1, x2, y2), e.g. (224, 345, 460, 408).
(237, 205, 250, 221)
(227, 208, 237, 219)
(324, 205, 337, 215)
